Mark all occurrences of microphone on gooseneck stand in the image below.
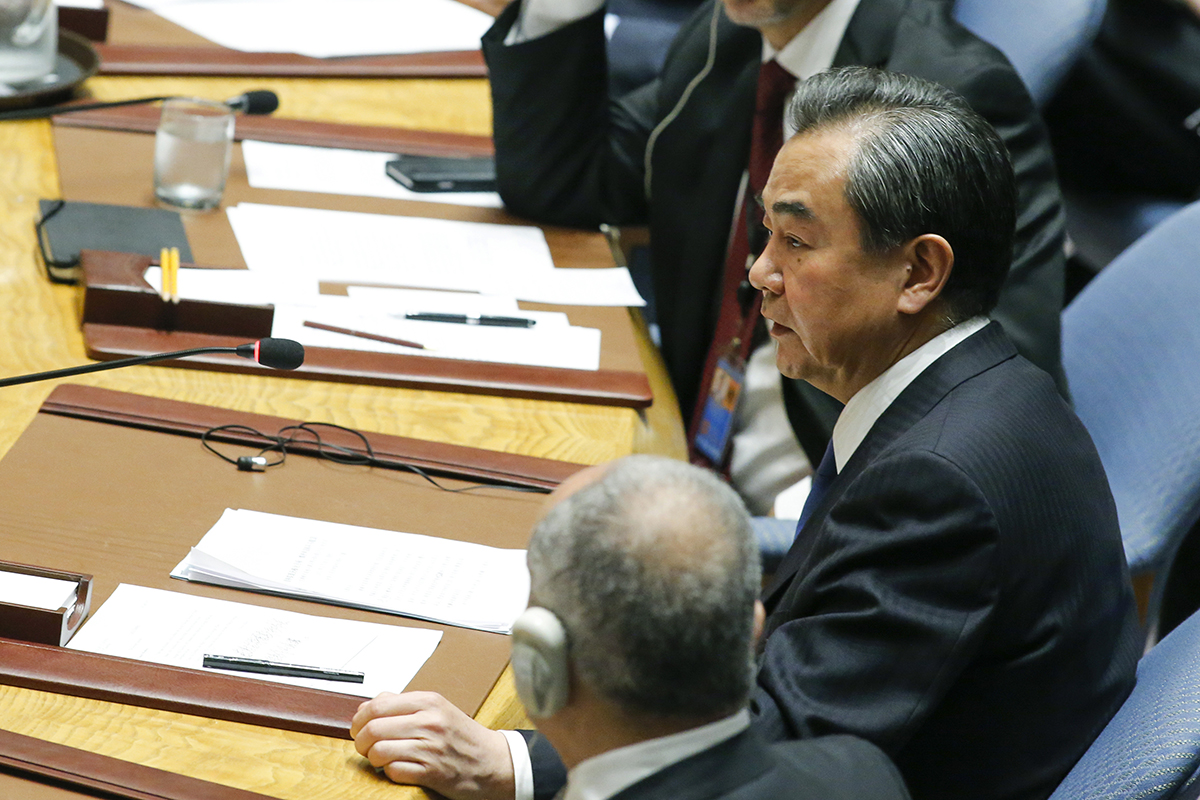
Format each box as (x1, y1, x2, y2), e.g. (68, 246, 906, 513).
(0, 89, 281, 122)
(223, 90, 280, 116)
(0, 338, 305, 389)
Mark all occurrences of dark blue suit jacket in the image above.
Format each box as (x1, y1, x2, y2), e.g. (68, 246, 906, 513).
(524, 728, 910, 800)
(755, 322, 1141, 800)
(527, 324, 1139, 800)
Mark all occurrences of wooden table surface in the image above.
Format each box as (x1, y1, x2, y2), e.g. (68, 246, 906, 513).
(0, 59, 685, 799)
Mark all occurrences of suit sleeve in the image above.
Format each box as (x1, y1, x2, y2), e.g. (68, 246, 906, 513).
(517, 729, 568, 800)
(482, 2, 657, 228)
(751, 448, 1000, 754)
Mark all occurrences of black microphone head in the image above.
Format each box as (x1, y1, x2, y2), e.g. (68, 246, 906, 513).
(250, 338, 305, 370)
(228, 90, 279, 115)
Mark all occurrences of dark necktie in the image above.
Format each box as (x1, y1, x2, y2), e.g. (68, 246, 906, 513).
(688, 60, 796, 467)
(795, 441, 837, 533)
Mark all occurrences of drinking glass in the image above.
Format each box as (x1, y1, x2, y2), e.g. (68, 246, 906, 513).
(0, 0, 57, 85)
(153, 97, 235, 210)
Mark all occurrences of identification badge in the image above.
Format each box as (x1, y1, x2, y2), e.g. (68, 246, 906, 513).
(693, 357, 745, 465)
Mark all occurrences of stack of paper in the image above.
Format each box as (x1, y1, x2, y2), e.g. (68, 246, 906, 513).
(115, 0, 494, 58)
(171, 509, 530, 634)
(68, 584, 442, 698)
(225, 202, 645, 306)
(0, 571, 77, 611)
(275, 293, 603, 371)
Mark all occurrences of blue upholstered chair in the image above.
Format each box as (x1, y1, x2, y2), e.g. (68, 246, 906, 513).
(1062, 199, 1200, 638)
(606, 0, 702, 94)
(1064, 190, 1187, 273)
(1047, 606, 1200, 800)
(952, 0, 1107, 107)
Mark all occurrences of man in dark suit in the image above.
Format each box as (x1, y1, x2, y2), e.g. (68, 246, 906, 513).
(348, 69, 1138, 800)
(353, 456, 910, 800)
(484, 0, 1067, 511)
(744, 67, 1140, 800)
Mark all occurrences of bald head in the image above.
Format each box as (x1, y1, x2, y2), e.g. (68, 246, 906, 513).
(528, 456, 760, 719)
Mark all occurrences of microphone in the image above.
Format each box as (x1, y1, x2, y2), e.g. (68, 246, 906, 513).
(0, 338, 305, 388)
(0, 90, 281, 122)
(225, 90, 279, 116)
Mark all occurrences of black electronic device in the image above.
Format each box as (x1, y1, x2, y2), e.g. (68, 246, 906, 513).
(385, 154, 497, 193)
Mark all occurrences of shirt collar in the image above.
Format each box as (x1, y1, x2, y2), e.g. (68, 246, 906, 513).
(762, 0, 863, 81)
(563, 710, 751, 800)
(831, 317, 990, 472)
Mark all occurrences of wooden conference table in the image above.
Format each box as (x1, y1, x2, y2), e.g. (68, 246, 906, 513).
(0, 10, 685, 798)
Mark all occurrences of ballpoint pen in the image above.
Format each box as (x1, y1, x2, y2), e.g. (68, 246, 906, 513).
(403, 313, 536, 328)
(203, 654, 365, 683)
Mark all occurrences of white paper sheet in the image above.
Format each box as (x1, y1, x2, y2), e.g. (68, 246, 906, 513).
(67, 584, 442, 698)
(118, 0, 493, 58)
(241, 141, 502, 208)
(498, 267, 646, 307)
(226, 203, 643, 306)
(171, 509, 530, 634)
(0, 571, 77, 611)
(344, 286, 521, 315)
(226, 203, 556, 291)
(143, 265, 320, 305)
(274, 297, 600, 370)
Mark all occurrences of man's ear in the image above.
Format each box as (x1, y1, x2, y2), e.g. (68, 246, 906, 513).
(752, 600, 766, 647)
(897, 234, 954, 316)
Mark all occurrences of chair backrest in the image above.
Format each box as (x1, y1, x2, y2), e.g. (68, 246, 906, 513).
(1062, 200, 1200, 610)
(1048, 606, 1200, 800)
(952, 0, 1107, 106)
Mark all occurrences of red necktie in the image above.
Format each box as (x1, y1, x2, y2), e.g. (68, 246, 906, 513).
(689, 60, 796, 467)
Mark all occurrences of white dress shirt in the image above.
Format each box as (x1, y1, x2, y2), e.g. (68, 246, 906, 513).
(831, 317, 990, 471)
(565, 710, 751, 800)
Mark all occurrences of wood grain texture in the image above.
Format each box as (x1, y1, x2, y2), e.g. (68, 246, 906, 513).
(0, 686, 418, 800)
(0, 62, 682, 798)
(82, 74, 495, 135)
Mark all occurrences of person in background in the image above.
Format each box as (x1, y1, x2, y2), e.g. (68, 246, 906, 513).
(482, 0, 1068, 519)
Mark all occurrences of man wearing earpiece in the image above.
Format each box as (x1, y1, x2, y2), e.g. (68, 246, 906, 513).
(353, 456, 911, 800)
(482, 0, 1067, 518)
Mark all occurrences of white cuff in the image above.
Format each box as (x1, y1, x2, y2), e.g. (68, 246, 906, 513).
(505, 0, 605, 43)
(501, 729, 536, 800)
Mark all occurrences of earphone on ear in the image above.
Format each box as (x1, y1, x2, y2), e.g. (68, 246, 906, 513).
(511, 606, 570, 718)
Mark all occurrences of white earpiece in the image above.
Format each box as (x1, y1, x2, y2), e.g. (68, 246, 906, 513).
(511, 606, 570, 718)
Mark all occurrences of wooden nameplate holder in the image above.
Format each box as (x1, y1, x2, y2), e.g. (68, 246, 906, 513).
(78, 249, 654, 407)
(0, 560, 92, 647)
(81, 249, 273, 339)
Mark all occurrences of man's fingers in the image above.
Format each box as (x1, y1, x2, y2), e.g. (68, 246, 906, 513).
(351, 691, 448, 739)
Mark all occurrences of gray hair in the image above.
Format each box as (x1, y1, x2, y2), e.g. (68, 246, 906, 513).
(786, 66, 1018, 323)
(527, 455, 760, 718)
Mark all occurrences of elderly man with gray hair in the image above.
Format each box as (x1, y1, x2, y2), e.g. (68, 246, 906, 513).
(353, 455, 909, 800)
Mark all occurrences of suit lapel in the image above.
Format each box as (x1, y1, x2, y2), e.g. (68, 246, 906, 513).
(832, 0, 907, 68)
(763, 323, 1018, 610)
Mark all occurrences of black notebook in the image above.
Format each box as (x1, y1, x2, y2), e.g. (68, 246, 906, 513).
(36, 199, 193, 285)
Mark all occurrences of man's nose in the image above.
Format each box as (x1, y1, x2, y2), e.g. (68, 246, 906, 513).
(748, 249, 781, 295)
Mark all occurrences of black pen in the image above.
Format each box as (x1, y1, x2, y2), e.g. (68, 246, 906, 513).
(202, 654, 365, 683)
(403, 312, 536, 328)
